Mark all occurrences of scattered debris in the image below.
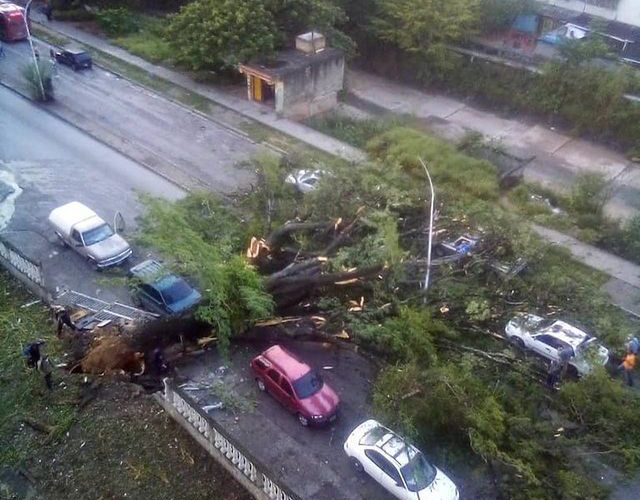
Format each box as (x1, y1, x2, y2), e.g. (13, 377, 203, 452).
(202, 402, 224, 412)
(20, 300, 40, 308)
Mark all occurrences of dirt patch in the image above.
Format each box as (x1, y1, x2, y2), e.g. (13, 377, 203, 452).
(17, 382, 252, 500)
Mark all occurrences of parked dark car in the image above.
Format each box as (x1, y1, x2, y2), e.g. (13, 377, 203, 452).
(128, 259, 201, 315)
(250, 345, 340, 427)
(55, 48, 92, 70)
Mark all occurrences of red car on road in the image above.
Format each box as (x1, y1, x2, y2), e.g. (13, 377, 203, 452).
(250, 345, 340, 426)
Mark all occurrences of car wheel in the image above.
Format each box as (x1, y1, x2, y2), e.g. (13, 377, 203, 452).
(510, 337, 525, 350)
(351, 458, 363, 472)
(256, 378, 266, 392)
(297, 413, 309, 427)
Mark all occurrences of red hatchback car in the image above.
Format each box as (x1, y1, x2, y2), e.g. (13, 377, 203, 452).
(250, 345, 340, 426)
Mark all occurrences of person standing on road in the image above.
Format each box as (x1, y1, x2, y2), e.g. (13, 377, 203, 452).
(619, 350, 636, 387)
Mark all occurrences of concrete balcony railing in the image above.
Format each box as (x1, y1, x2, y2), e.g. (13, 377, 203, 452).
(156, 379, 300, 500)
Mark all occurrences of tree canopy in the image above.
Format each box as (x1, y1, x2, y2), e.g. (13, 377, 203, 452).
(370, 0, 480, 69)
(166, 0, 278, 71)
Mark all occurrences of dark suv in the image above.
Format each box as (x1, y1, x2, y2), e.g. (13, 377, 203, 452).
(55, 48, 92, 71)
(129, 259, 201, 315)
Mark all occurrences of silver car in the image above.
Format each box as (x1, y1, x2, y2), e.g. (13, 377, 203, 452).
(48, 201, 131, 268)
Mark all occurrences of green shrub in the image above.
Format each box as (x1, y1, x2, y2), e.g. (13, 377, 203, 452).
(96, 8, 141, 36)
(22, 61, 55, 101)
(569, 173, 610, 219)
(307, 113, 407, 148)
(366, 127, 500, 202)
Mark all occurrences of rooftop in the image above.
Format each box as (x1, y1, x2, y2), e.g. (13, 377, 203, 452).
(239, 47, 343, 80)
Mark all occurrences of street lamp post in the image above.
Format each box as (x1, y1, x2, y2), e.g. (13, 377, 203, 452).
(23, 0, 45, 100)
(418, 157, 435, 292)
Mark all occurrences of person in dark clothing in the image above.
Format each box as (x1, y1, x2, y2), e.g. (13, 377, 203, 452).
(150, 347, 169, 374)
(44, 3, 53, 21)
(547, 347, 572, 389)
(23, 340, 45, 368)
(546, 359, 562, 389)
(54, 307, 76, 338)
(38, 356, 54, 390)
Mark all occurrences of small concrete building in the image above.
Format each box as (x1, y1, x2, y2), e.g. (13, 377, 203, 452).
(239, 32, 345, 119)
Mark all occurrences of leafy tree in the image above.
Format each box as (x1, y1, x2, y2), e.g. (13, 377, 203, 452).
(370, 0, 480, 70)
(96, 7, 141, 36)
(265, 0, 355, 56)
(476, 0, 534, 33)
(166, 0, 277, 71)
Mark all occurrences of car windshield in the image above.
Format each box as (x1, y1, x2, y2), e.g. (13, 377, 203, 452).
(360, 425, 388, 446)
(292, 370, 323, 399)
(158, 276, 193, 305)
(400, 452, 437, 492)
(536, 318, 556, 330)
(82, 224, 114, 246)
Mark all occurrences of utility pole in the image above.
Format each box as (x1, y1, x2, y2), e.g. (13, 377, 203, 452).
(418, 157, 435, 293)
(23, 0, 45, 100)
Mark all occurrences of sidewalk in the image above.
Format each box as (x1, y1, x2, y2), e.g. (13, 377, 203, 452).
(346, 69, 640, 221)
(33, 16, 365, 164)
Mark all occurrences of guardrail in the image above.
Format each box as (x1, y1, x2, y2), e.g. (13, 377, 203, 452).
(158, 379, 300, 500)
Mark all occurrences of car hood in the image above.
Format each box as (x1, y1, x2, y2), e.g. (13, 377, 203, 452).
(418, 468, 459, 500)
(298, 383, 339, 417)
(87, 234, 130, 260)
(167, 289, 202, 314)
(573, 342, 609, 375)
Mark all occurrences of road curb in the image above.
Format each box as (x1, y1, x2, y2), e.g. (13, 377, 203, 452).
(32, 23, 289, 158)
(2, 66, 192, 194)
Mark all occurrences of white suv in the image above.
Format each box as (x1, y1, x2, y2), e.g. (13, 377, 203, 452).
(344, 419, 459, 500)
(505, 314, 609, 376)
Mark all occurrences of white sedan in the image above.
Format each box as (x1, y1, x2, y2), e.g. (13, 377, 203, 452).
(344, 419, 459, 500)
(505, 314, 609, 376)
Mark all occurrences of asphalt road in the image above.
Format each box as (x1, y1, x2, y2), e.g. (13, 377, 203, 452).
(0, 84, 185, 301)
(0, 38, 260, 192)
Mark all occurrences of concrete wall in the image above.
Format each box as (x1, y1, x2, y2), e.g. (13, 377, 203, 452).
(281, 54, 344, 120)
(541, 0, 640, 27)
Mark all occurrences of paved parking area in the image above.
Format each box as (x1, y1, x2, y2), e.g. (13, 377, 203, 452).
(174, 340, 393, 500)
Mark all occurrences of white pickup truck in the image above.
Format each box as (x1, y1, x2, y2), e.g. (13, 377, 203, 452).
(48, 201, 132, 268)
